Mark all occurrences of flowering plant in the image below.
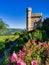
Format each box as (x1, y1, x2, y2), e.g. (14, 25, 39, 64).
(8, 40, 49, 65)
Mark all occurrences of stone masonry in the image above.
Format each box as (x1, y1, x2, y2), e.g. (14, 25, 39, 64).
(26, 8, 42, 31)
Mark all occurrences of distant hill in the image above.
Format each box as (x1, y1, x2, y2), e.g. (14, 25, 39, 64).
(0, 28, 26, 35)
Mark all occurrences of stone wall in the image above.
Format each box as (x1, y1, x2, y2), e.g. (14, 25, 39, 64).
(26, 7, 42, 31)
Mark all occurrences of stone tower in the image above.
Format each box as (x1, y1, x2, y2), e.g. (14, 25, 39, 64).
(26, 8, 32, 31)
(26, 8, 42, 31)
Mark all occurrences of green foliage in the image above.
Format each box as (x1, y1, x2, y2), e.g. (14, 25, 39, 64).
(0, 35, 19, 59)
(28, 30, 43, 42)
(29, 33, 32, 40)
(0, 56, 10, 65)
(0, 19, 9, 33)
(42, 18, 49, 38)
(14, 31, 21, 35)
(42, 30, 47, 41)
(32, 30, 42, 41)
(28, 29, 47, 42)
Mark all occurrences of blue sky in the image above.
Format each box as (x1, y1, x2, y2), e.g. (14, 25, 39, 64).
(0, 0, 49, 29)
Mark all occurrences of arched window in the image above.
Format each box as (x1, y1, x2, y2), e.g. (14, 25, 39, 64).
(34, 20, 37, 27)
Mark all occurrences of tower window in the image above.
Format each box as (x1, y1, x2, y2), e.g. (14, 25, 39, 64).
(34, 22, 37, 27)
(34, 20, 37, 27)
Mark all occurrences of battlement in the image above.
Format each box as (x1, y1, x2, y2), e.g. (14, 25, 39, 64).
(31, 13, 42, 17)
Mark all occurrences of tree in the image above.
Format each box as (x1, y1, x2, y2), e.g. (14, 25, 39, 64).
(43, 18, 49, 38)
(0, 19, 9, 33)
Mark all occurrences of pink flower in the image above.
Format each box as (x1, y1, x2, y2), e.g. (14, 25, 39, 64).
(15, 62, 20, 65)
(28, 48, 32, 52)
(40, 42, 47, 47)
(10, 51, 18, 62)
(31, 40, 36, 45)
(31, 60, 38, 65)
(17, 63, 20, 65)
(17, 59, 26, 65)
(17, 59, 23, 63)
(19, 51, 25, 58)
(7, 63, 11, 65)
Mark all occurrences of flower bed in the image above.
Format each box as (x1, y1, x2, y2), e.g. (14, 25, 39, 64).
(7, 40, 49, 65)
